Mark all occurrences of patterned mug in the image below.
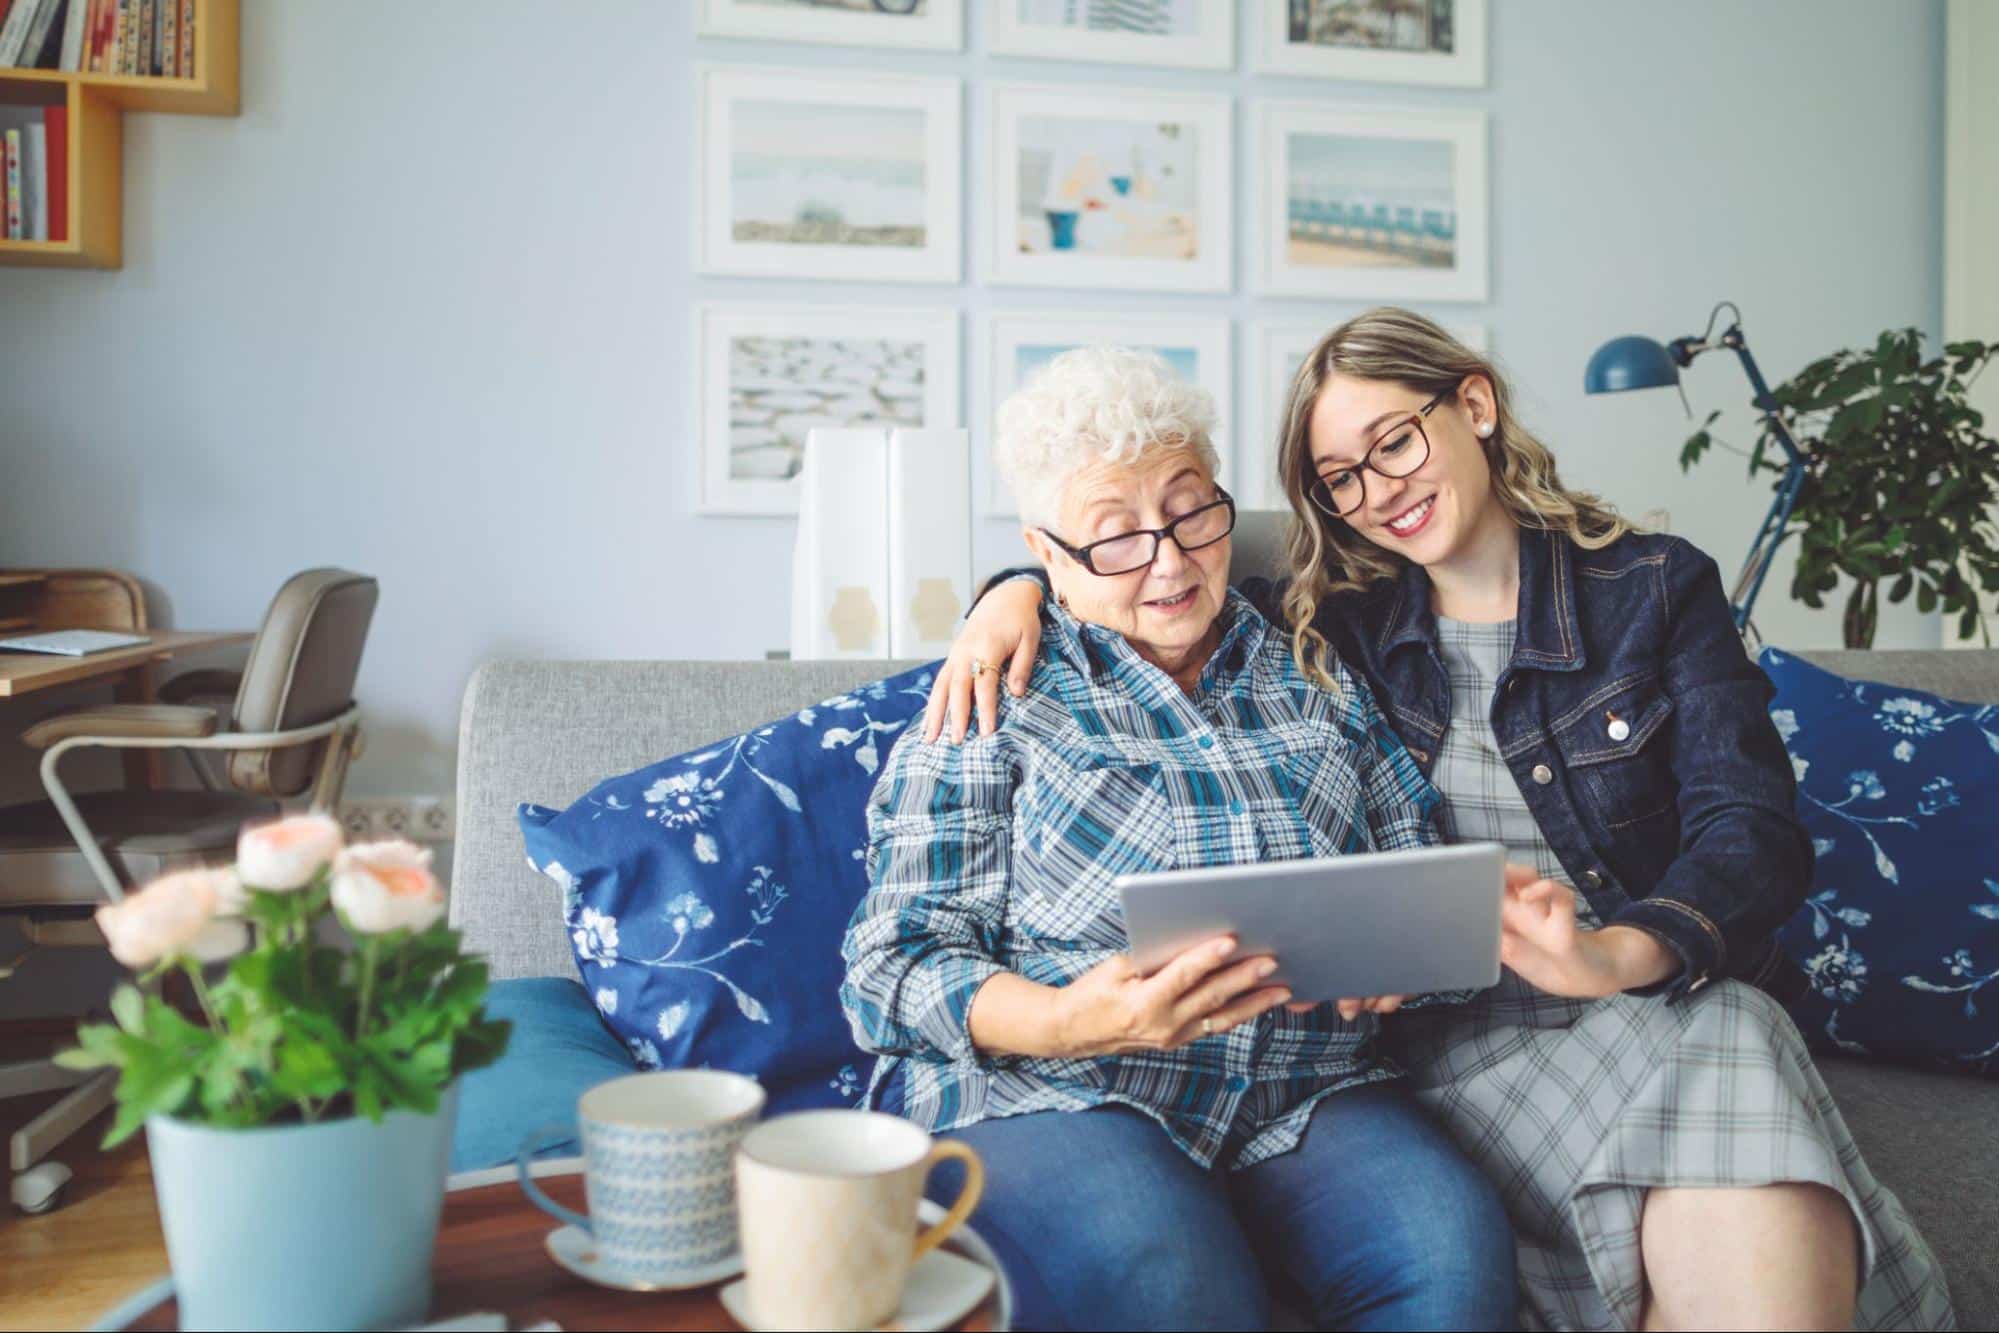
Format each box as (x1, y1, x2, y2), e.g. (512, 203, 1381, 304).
(516, 1069, 765, 1278)
(736, 1110, 985, 1330)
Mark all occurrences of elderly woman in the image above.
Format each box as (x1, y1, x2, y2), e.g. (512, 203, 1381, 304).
(840, 347, 1516, 1332)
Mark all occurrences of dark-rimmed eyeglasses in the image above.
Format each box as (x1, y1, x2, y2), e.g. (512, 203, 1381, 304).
(1308, 388, 1452, 518)
(1039, 490, 1237, 577)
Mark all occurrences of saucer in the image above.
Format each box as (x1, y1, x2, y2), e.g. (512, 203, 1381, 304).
(718, 1247, 996, 1332)
(543, 1225, 744, 1292)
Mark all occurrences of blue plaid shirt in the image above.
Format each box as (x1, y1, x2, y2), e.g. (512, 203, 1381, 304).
(840, 589, 1442, 1169)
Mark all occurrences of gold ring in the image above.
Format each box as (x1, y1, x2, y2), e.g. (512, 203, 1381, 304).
(1201, 1017, 1213, 1036)
(969, 658, 998, 679)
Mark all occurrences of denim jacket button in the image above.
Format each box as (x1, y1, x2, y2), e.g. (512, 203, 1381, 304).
(1531, 763, 1554, 785)
(1583, 870, 1603, 889)
(1607, 717, 1631, 742)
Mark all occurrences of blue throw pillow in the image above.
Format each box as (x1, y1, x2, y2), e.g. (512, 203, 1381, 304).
(518, 663, 938, 1111)
(1761, 647, 1999, 1076)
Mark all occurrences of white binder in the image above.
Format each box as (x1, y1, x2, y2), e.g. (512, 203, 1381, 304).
(790, 429, 891, 660)
(886, 428, 973, 660)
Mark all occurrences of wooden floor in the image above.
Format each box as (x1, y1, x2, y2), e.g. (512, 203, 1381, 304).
(2, 1021, 169, 1332)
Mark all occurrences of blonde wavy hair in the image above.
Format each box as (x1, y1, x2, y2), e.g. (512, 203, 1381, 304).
(1276, 307, 1631, 690)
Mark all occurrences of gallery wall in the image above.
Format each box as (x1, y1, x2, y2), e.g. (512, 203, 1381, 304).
(0, 0, 1948, 812)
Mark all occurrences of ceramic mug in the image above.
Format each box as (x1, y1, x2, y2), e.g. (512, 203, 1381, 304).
(516, 1069, 765, 1278)
(735, 1110, 985, 1331)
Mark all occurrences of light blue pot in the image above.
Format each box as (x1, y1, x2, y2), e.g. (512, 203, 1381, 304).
(146, 1086, 458, 1332)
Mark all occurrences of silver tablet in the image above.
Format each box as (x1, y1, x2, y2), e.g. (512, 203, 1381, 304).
(1116, 842, 1506, 1001)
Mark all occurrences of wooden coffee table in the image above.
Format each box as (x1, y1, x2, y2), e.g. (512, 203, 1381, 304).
(94, 1158, 1010, 1331)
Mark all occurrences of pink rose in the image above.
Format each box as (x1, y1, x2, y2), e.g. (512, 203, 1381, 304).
(331, 841, 445, 935)
(95, 869, 250, 969)
(236, 813, 344, 891)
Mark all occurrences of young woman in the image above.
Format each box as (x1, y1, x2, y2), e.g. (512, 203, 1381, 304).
(924, 309, 1953, 1331)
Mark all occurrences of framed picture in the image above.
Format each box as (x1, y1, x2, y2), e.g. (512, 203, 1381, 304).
(1254, 102, 1488, 303)
(985, 83, 1232, 294)
(1256, 0, 1486, 87)
(1241, 319, 1488, 510)
(698, 304, 961, 515)
(696, 0, 964, 51)
(698, 65, 962, 284)
(989, 0, 1235, 70)
(975, 312, 1232, 516)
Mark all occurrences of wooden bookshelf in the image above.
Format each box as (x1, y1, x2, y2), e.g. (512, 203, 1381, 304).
(0, 0, 237, 269)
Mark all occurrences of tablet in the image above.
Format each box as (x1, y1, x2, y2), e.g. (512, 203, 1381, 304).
(1116, 842, 1505, 1001)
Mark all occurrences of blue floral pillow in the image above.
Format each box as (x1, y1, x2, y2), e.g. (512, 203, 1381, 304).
(518, 664, 937, 1110)
(1762, 648, 1999, 1075)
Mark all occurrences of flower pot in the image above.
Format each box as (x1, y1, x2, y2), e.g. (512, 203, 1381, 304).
(146, 1085, 458, 1332)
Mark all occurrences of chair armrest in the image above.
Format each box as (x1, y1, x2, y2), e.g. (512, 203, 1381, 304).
(158, 668, 243, 705)
(21, 704, 218, 749)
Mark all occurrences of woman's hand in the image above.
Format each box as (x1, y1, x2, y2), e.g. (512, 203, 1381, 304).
(1500, 865, 1679, 998)
(922, 578, 1045, 744)
(1051, 936, 1292, 1058)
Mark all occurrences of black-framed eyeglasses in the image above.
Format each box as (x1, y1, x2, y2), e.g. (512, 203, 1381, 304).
(1308, 388, 1452, 518)
(1039, 490, 1237, 577)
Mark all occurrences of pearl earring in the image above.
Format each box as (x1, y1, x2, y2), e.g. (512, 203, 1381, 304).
(1476, 422, 1494, 438)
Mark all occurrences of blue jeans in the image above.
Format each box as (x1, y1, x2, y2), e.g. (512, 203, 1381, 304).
(927, 1086, 1516, 1332)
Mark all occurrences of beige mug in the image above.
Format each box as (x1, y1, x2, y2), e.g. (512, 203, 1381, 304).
(735, 1110, 985, 1331)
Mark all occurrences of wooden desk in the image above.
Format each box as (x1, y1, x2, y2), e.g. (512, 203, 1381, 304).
(0, 631, 250, 699)
(0, 630, 253, 787)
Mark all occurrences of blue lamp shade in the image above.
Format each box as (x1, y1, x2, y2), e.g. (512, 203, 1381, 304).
(1584, 336, 1680, 394)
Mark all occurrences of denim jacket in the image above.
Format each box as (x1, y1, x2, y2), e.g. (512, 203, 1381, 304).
(1244, 528, 1810, 1001)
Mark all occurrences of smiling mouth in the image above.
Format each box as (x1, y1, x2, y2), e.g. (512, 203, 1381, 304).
(1146, 587, 1197, 610)
(1384, 495, 1436, 538)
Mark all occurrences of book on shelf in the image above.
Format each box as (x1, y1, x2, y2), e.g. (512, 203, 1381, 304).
(0, 103, 67, 241)
(0, 0, 67, 68)
(3, 129, 20, 242)
(56, 0, 85, 68)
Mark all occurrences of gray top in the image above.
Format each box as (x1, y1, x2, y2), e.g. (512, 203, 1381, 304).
(1430, 616, 1598, 924)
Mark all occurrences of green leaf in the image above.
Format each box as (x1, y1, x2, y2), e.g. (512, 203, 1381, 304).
(111, 985, 147, 1035)
(1918, 583, 1939, 614)
(1888, 571, 1914, 603)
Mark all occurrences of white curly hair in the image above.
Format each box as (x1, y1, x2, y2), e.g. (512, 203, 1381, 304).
(994, 345, 1221, 528)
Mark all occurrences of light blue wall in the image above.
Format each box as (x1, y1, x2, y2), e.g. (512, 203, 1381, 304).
(0, 0, 1947, 800)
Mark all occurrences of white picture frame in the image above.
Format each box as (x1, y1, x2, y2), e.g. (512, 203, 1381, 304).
(1254, 101, 1488, 303)
(1242, 319, 1489, 510)
(696, 0, 964, 51)
(975, 311, 1233, 517)
(697, 65, 962, 285)
(989, 0, 1235, 70)
(698, 303, 962, 516)
(985, 82, 1232, 294)
(1255, 0, 1486, 87)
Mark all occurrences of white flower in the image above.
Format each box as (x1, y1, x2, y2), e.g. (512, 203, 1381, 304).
(643, 771, 722, 828)
(1845, 770, 1886, 801)
(95, 870, 250, 970)
(693, 833, 719, 864)
(1804, 942, 1869, 1004)
(1791, 754, 1811, 783)
(1877, 697, 1944, 737)
(1770, 709, 1799, 743)
(626, 1037, 662, 1069)
(595, 987, 618, 1015)
(657, 1001, 690, 1041)
(573, 907, 620, 966)
(1893, 740, 1915, 763)
(664, 891, 715, 935)
(541, 861, 577, 894)
(236, 813, 344, 891)
(331, 841, 446, 935)
(1945, 948, 1976, 978)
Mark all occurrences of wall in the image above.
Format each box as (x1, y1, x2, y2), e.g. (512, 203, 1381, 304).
(0, 0, 1948, 810)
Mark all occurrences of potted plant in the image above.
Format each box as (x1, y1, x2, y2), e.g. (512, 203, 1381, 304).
(58, 814, 509, 1332)
(1681, 328, 1999, 647)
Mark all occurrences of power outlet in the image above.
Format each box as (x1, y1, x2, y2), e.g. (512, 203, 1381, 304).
(336, 797, 456, 846)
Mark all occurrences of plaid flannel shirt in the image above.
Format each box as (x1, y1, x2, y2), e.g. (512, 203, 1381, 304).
(840, 589, 1442, 1169)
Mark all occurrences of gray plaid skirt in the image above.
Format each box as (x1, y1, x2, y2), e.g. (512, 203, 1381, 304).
(1384, 975, 1957, 1331)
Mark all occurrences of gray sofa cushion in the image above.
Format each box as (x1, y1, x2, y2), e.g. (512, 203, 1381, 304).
(450, 659, 924, 982)
(1819, 1057, 1999, 1321)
